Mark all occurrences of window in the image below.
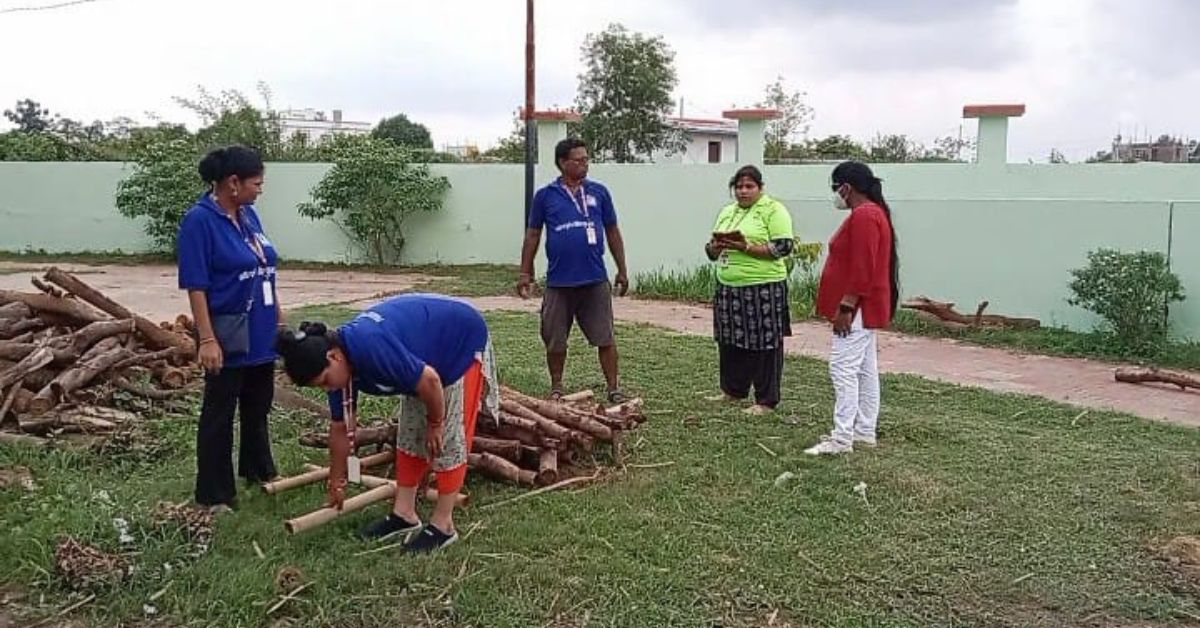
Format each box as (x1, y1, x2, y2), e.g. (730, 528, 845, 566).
(707, 141, 722, 163)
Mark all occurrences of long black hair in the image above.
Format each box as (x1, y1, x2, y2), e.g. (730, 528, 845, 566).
(831, 161, 900, 319)
(275, 321, 342, 385)
(198, 144, 264, 186)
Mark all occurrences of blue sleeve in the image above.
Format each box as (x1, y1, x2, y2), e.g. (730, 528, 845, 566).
(528, 189, 547, 229)
(601, 188, 618, 227)
(177, 211, 211, 290)
(379, 338, 427, 395)
(327, 387, 359, 423)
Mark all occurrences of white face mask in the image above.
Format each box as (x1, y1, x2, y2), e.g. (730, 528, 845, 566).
(832, 189, 850, 211)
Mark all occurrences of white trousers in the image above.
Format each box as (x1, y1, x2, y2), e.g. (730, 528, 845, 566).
(829, 313, 880, 444)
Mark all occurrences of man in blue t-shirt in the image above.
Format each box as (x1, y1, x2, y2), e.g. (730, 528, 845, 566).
(517, 138, 631, 403)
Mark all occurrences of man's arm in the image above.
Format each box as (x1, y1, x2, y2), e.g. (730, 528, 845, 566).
(606, 225, 629, 296)
(517, 228, 542, 298)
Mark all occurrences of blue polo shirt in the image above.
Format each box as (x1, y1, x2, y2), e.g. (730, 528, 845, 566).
(328, 294, 490, 421)
(177, 193, 279, 368)
(528, 177, 618, 288)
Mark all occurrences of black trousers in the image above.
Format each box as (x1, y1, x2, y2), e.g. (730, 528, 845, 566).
(719, 343, 784, 408)
(195, 362, 277, 506)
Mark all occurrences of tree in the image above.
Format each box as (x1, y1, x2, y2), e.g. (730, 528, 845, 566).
(1049, 148, 1068, 164)
(371, 113, 433, 149)
(928, 134, 975, 162)
(298, 136, 451, 265)
(575, 24, 685, 163)
(174, 83, 283, 156)
(114, 138, 204, 254)
(757, 76, 813, 161)
(868, 134, 919, 162)
(482, 110, 531, 163)
(802, 135, 868, 161)
(4, 99, 54, 133)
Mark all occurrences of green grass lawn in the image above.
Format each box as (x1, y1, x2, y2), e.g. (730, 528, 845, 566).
(3, 308, 1200, 627)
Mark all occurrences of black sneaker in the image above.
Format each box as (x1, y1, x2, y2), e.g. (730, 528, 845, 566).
(358, 512, 422, 542)
(403, 524, 459, 554)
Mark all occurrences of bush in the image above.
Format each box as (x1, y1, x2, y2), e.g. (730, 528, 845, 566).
(114, 138, 203, 254)
(1068, 249, 1184, 356)
(298, 136, 450, 265)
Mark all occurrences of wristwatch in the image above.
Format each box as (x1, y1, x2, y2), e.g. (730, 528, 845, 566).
(838, 303, 855, 314)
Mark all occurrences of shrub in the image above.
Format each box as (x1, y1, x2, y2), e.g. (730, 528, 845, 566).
(1068, 249, 1184, 356)
(114, 138, 203, 254)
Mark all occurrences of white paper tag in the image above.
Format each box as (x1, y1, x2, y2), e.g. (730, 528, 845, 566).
(347, 455, 361, 484)
(262, 279, 274, 307)
(586, 225, 598, 245)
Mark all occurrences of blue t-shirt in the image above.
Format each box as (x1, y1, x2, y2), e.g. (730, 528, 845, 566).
(177, 194, 279, 368)
(328, 294, 490, 421)
(528, 177, 618, 288)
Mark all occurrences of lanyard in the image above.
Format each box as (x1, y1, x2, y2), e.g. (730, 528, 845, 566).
(342, 379, 357, 437)
(560, 182, 589, 219)
(215, 195, 267, 267)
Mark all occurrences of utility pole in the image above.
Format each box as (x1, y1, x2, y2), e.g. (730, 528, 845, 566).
(523, 0, 536, 231)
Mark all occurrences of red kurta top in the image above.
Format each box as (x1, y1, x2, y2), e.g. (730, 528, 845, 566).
(817, 202, 895, 329)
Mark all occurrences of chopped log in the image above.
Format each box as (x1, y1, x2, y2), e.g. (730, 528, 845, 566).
(20, 413, 119, 436)
(537, 449, 559, 486)
(7, 387, 34, 416)
(28, 338, 126, 415)
(0, 380, 23, 426)
(499, 400, 590, 445)
(110, 376, 186, 401)
(0, 346, 54, 390)
(18, 368, 57, 393)
(284, 483, 396, 534)
(30, 278, 65, 299)
(471, 436, 523, 462)
(0, 431, 49, 447)
(298, 424, 396, 449)
(66, 320, 137, 353)
(1115, 367, 1200, 391)
(502, 387, 614, 441)
(5, 331, 38, 344)
(901, 296, 1041, 330)
(488, 423, 557, 450)
(0, 318, 44, 340)
(0, 290, 105, 324)
(262, 450, 395, 495)
(497, 410, 539, 434)
(43, 268, 194, 358)
(110, 347, 181, 372)
(468, 452, 537, 486)
(0, 303, 32, 319)
(560, 390, 594, 403)
(0, 341, 76, 364)
(152, 365, 188, 389)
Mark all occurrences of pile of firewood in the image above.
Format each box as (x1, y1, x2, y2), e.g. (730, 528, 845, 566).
(297, 387, 646, 488)
(0, 268, 197, 445)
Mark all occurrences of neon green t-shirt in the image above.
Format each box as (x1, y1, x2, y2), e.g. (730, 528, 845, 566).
(710, 194, 794, 287)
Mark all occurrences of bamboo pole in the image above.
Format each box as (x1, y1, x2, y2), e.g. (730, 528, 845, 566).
(283, 483, 396, 534)
(262, 450, 394, 495)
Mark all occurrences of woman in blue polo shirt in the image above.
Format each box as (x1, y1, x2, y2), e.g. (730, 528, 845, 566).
(178, 145, 282, 513)
(276, 294, 500, 553)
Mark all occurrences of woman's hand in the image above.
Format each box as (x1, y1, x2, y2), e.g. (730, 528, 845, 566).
(426, 421, 445, 459)
(833, 308, 855, 337)
(198, 339, 223, 373)
(326, 421, 351, 510)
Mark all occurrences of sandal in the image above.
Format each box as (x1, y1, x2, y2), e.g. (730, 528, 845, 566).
(606, 389, 630, 404)
(548, 388, 565, 402)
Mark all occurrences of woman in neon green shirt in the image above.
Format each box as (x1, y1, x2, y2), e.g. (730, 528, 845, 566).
(704, 165, 795, 415)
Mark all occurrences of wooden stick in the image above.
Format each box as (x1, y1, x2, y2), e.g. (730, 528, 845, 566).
(111, 347, 181, 371)
(28, 338, 126, 415)
(348, 472, 469, 507)
(0, 346, 54, 390)
(43, 268, 195, 357)
(284, 483, 396, 534)
(472, 436, 523, 462)
(560, 390, 594, 403)
(468, 452, 536, 486)
(901, 296, 1040, 330)
(263, 450, 395, 495)
(264, 582, 311, 615)
(0, 431, 49, 447)
(1115, 367, 1200, 391)
(109, 376, 186, 400)
(28, 593, 95, 628)
(0, 290, 105, 324)
(30, 277, 64, 299)
(480, 473, 601, 510)
(502, 387, 614, 440)
(0, 380, 23, 424)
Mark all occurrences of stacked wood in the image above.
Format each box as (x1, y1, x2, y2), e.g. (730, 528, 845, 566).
(296, 386, 648, 489)
(0, 268, 200, 442)
(901, 296, 1041, 330)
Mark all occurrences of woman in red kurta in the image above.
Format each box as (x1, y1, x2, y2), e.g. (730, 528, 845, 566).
(805, 161, 899, 455)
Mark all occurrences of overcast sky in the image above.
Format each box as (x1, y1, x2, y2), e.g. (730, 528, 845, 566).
(1, 0, 1196, 162)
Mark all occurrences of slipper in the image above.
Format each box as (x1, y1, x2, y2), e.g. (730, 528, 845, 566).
(606, 390, 630, 404)
(548, 388, 565, 402)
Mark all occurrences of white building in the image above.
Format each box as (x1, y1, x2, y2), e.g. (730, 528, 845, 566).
(652, 117, 739, 164)
(277, 108, 372, 143)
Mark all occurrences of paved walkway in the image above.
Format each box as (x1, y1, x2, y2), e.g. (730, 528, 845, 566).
(459, 296, 1200, 428)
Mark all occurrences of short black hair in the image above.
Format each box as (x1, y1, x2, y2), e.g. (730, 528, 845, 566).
(728, 165, 764, 189)
(198, 144, 265, 185)
(275, 321, 336, 386)
(554, 137, 587, 172)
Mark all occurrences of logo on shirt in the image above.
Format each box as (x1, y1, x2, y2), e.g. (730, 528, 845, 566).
(359, 311, 385, 324)
(552, 220, 592, 233)
(586, 195, 597, 207)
